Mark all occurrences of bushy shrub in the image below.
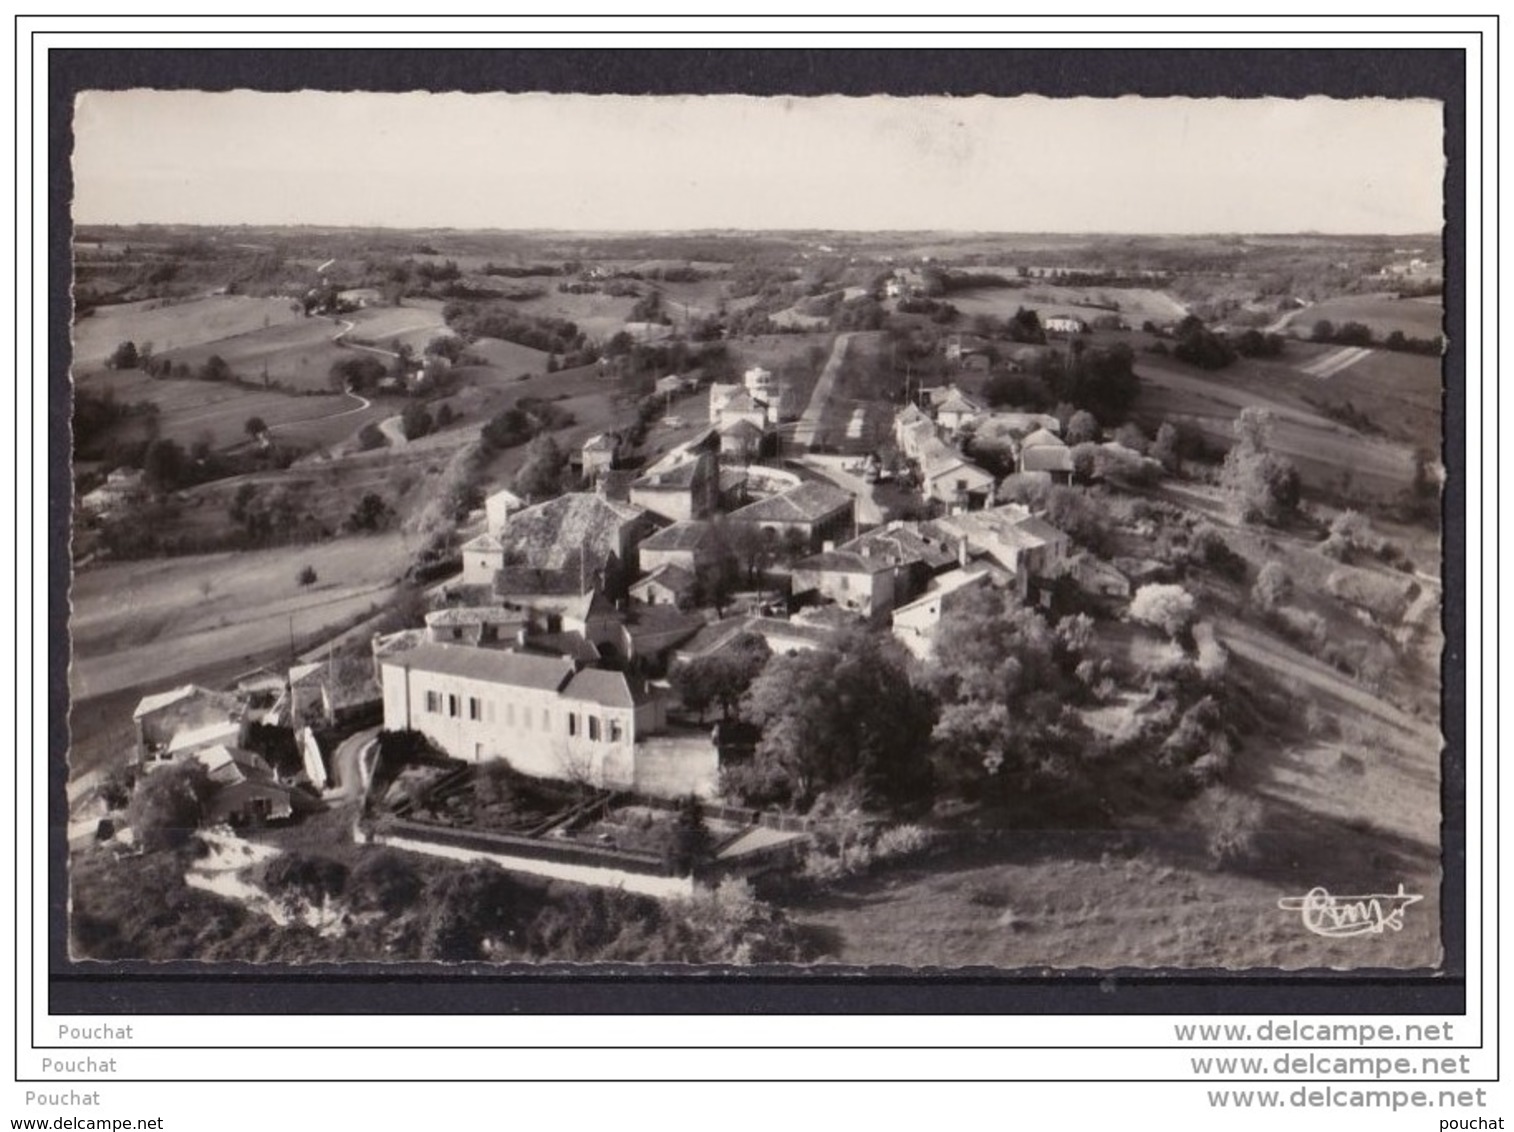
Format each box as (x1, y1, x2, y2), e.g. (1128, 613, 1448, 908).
(1190, 786, 1265, 867)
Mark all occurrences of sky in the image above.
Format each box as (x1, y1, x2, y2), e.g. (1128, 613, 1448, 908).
(72, 91, 1445, 233)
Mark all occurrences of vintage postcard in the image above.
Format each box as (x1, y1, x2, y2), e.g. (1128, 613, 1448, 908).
(66, 89, 1447, 971)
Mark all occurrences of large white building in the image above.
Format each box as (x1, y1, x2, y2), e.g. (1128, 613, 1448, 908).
(379, 644, 666, 788)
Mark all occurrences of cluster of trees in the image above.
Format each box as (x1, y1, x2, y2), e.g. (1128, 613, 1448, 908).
(1311, 319, 1443, 356)
(670, 632, 771, 723)
(1042, 341, 1140, 424)
(227, 481, 326, 545)
(1171, 316, 1237, 371)
(442, 301, 585, 355)
(1220, 408, 1302, 525)
(73, 388, 160, 461)
(893, 296, 958, 324)
(511, 434, 571, 502)
(478, 397, 575, 456)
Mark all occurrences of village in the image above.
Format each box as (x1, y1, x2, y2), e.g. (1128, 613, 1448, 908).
(67, 229, 1447, 968)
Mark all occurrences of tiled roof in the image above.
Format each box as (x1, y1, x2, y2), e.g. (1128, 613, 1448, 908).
(719, 418, 764, 440)
(460, 532, 504, 553)
(840, 526, 961, 570)
(639, 520, 715, 553)
(936, 388, 982, 416)
(425, 605, 528, 629)
(1021, 427, 1066, 449)
(633, 563, 697, 593)
(562, 667, 655, 709)
(727, 481, 854, 525)
(381, 643, 576, 692)
(632, 454, 704, 491)
(1021, 445, 1076, 474)
(133, 685, 210, 719)
(497, 493, 650, 571)
(793, 550, 895, 576)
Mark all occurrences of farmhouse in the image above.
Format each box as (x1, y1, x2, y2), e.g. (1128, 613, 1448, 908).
(1018, 427, 1075, 481)
(725, 480, 856, 551)
(78, 467, 146, 518)
(132, 685, 243, 768)
(932, 506, 1071, 596)
(637, 519, 720, 574)
(492, 492, 658, 596)
(718, 417, 766, 462)
(379, 643, 666, 788)
(629, 563, 698, 609)
(629, 449, 719, 523)
(890, 567, 997, 659)
(934, 386, 985, 435)
(711, 387, 771, 433)
(896, 416, 940, 462)
(484, 488, 527, 537)
(459, 532, 506, 587)
(286, 654, 382, 729)
(837, 523, 966, 603)
(790, 549, 898, 623)
(580, 433, 623, 482)
(917, 440, 997, 512)
(191, 745, 297, 826)
(1043, 315, 1088, 336)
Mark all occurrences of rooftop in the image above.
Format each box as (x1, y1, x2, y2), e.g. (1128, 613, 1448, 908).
(632, 563, 698, 593)
(639, 519, 715, 553)
(727, 480, 854, 525)
(840, 525, 962, 571)
(632, 453, 705, 491)
(497, 492, 651, 571)
(133, 684, 225, 720)
(793, 550, 896, 576)
(718, 418, 765, 441)
(563, 667, 657, 709)
(381, 643, 577, 692)
(1022, 445, 1076, 474)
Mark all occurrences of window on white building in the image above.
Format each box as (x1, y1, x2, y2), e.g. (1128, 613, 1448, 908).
(608, 718, 623, 743)
(567, 713, 578, 737)
(425, 690, 441, 713)
(448, 694, 460, 718)
(468, 697, 481, 721)
(588, 716, 600, 742)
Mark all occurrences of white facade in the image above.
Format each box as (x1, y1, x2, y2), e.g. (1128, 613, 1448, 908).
(380, 648, 664, 789)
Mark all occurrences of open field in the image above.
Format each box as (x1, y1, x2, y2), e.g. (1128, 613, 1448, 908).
(69, 533, 409, 703)
(343, 299, 448, 347)
(1131, 348, 1422, 501)
(1280, 292, 1445, 340)
(947, 284, 1189, 326)
(72, 295, 305, 368)
(151, 317, 355, 392)
(465, 337, 552, 377)
(76, 368, 391, 451)
(506, 287, 640, 341)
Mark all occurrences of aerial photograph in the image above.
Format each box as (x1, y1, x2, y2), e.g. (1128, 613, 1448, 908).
(65, 90, 1446, 970)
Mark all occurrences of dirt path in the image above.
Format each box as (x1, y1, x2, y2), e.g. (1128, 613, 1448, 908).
(377, 415, 409, 448)
(792, 332, 854, 449)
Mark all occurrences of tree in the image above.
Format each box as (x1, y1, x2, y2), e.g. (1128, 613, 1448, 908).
(740, 632, 935, 809)
(513, 434, 568, 502)
(1066, 410, 1101, 446)
(108, 340, 139, 370)
(127, 761, 214, 853)
(1251, 561, 1291, 611)
(1114, 421, 1149, 454)
(400, 402, 434, 441)
(665, 794, 714, 877)
(1173, 318, 1236, 370)
(349, 850, 423, 916)
(435, 403, 455, 429)
(346, 492, 394, 533)
(244, 416, 268, 440)
(198, 355, 234, 383)
(141, 438, 187, 491)
(1006, 306, 1046, 344)
(671, 632, 771, 723)
(1220, 408, 1301, 525)
(927, 586, 1077, 796)
(260, 853, 349, 920)
(297, 564, 318, 587)
(357, 423, 386, 451)
(1129, 583, 1197, 639)
(1311, 318, 1336, 343)
(1151, 421, 1182, 472)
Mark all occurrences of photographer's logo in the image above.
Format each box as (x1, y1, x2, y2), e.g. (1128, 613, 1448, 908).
(1277, 885, 1423, 938)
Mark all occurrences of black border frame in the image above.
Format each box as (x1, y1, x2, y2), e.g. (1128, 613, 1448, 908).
(38, 32, 1473, 1026)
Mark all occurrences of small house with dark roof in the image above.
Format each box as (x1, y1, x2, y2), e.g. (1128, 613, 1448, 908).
(132, 685, 244, 768)
(1018, 427, 1075, 481)
(718, 417, 766, 462)
(637, 519, 720, 574)
(933, 385, 985, 435)
(629, 449, 719, 523)
(460, 531, 506, 587)
(725, 480, 856, 551)
(580, 432, 624, 481)
(378, 643, 666, 788)
(629, 563, 698, 609)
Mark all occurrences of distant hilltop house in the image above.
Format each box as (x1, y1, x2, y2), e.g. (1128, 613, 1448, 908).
(337, 287, 383, 309)
(742, 365, 790, 421)
(378, 643, 666, 789)
(78, 467, 146, 518)
(1043, 315, 1088, 337)
(709, 384, 772, 434)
